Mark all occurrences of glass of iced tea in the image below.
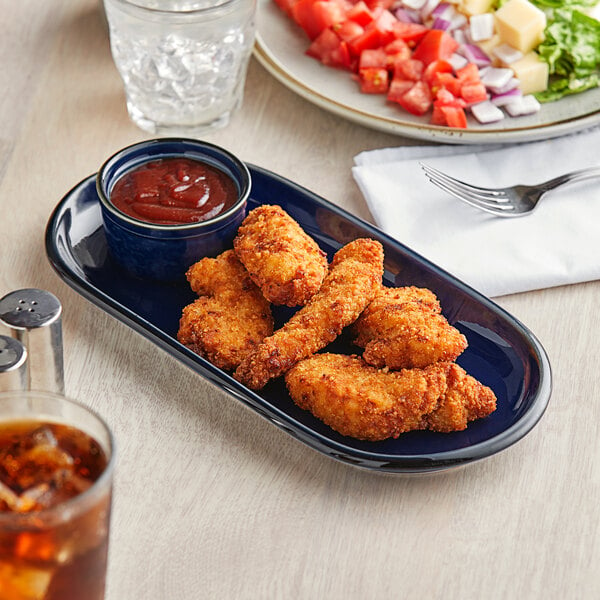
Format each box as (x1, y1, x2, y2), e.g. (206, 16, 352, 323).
(0, 391, 115, 600)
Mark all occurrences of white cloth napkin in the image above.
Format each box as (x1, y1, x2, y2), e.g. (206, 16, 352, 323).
(352, 127, 600, 297)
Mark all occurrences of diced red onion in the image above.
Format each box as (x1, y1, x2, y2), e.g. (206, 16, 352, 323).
(449, 52, 469, 70)
(448, 13, 468, 30)
(432, 17, 451, 30)
(480, 67, 514, 90)
(469, 13, 495, 42)
(490, 88, 522, 106)
(504, 95, 541, 117)
(431, 2, 452, 18)
(452, 28, 468, 46)
(402, 0, 428, 10)
(471, 100, 505, 124)
(420, 0, 442, 20)
(488, 76, 520, 95)
(459, 43, 492, 67)
(395, 7, 421, 22)
(492, 43, 524, 65)
(461, 25, 475, 44)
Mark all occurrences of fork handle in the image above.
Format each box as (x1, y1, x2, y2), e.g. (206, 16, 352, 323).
(541, 166, 600, 191)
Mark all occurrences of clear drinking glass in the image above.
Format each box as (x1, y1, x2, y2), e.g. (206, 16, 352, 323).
(103, 0, 257, 135)
(0, 391, 115, 600)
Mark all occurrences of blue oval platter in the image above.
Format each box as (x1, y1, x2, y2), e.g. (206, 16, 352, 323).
(45, 165, 552, 474)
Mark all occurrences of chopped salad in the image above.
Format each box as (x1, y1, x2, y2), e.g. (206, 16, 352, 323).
(273, 0, 600, 128)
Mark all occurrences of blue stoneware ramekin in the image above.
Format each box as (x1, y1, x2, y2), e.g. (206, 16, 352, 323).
(96, 138, 250, 282)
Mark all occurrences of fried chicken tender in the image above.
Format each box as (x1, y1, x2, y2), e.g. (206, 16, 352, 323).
(353, 286, 468, 370)
(177, 250, 274, 370)
(233, 205, 328, 307)
(424, 363, 497, 432)
(285, 354, 449, 441)
(286, 355, 497, 440)
(234, 239, 384, 390)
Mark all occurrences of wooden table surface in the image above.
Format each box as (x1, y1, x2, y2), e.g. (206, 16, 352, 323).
(3, 2, 599, 598)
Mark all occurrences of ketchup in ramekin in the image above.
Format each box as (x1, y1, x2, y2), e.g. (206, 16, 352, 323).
(109, 157, 239, 225)
(96, 138, 250, 281)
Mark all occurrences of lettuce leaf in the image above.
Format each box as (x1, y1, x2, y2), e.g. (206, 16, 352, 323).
(533, 7, 600, 102)
(532, 0, 596, 8)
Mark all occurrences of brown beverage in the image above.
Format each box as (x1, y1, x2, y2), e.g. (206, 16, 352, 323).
(0, 397, 114, 600)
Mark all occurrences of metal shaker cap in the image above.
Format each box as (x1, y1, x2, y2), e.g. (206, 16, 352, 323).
(0, 289, 64, 394)
(0, 335, 28, 392)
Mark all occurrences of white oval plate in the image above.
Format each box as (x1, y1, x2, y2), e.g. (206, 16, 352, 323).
(254, 0, 600, 145)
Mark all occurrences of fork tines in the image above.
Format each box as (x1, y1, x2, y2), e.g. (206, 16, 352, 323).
(419, 162, 513, 213)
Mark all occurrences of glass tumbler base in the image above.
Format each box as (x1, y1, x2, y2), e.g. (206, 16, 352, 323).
(126, 103, 235, 137)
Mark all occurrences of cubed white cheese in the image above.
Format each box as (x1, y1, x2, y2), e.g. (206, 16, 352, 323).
(510, 51, 549, 94)
(494, 0, 546, 54)
(477, 33, 501, 57)
(460, 0, 494, 16)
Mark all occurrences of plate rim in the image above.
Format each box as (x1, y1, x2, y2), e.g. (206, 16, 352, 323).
(45, 168, 552, 474)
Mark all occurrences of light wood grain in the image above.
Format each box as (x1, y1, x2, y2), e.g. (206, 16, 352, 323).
(2, 2, 599, 599)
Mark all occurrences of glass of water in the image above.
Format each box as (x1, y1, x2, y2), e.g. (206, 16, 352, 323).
(103, 0, 257, 135)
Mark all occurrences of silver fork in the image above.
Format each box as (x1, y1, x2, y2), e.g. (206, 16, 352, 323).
(420, 162, 600, 217)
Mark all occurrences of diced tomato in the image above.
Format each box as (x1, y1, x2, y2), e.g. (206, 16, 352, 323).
(348, 27, 382, 55)
(456, 63, 480, 83)
(423, 60, 453, 86)
(460, 81, 488, 104)
(387, 78, 414, 102)
(432, 72, 462, 96)
(359, 67, 389, 93)
(384, 38, 410, 58)
(383, 38, 411, 69)
(311, 1, 347, 33)
(372, 8, 397, 34)
(346, 0, 374, 26)
(439, 105, 468, 128)
(365, 0, 395, 9)
(291, 0, 319, 38)
(334, 19, 364, 43)
(394, 58, 424, 82)
(411, 30, 459, 65)
(431, 105, 448, 126)
(394, 80, 432, 115)
(292, 0, 346, 40)
(434, 87, 466, 108)
(347, 7, 396, 54)
(359, 48, 388, 70)
(274, 0, 485, 130)
(391, 22, 428, 47)
(306, 28, 351, 69)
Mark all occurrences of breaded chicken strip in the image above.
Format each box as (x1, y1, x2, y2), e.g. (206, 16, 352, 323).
(353, 286, 467, 369)
(285, 354, 449, 441)
(177, 250, 274, 370)
(286, 355, 497, 440)
(355, 286, 442, 339)
(234, 239, 384, 390)
(233, 205, 328, 307)
(424, 363, 497, 432)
